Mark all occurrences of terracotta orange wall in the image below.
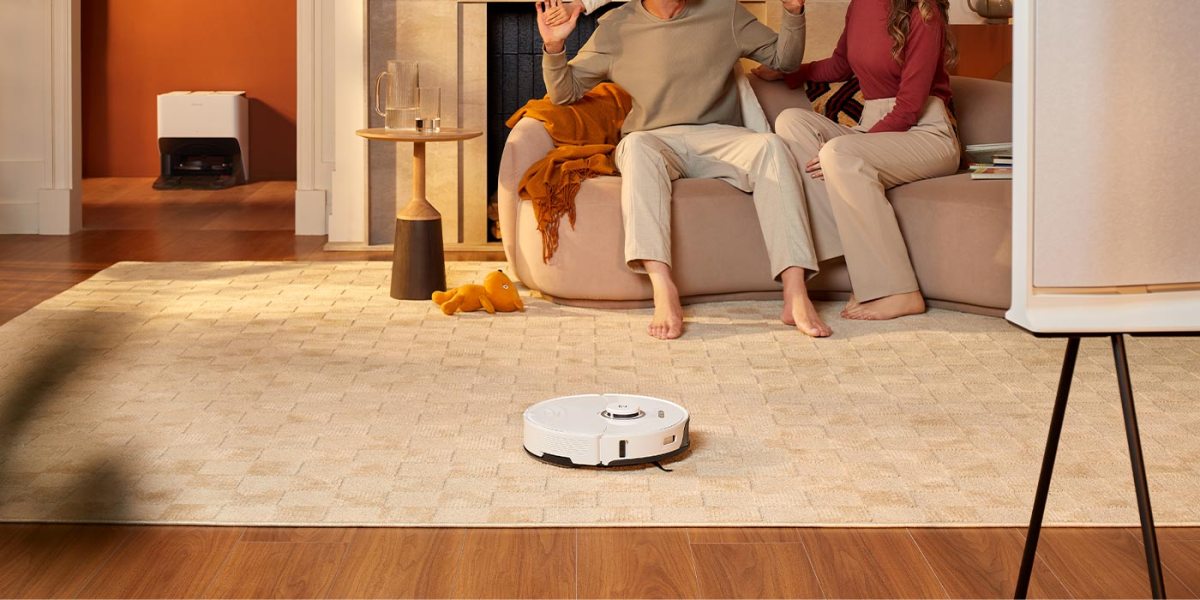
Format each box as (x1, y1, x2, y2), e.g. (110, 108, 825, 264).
(82, 0, 297, 181)
(949, 24, 1013, 80)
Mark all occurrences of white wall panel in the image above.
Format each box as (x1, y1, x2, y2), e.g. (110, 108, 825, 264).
(1031, 2, 1200, 289)
(0, 0, 46, 162)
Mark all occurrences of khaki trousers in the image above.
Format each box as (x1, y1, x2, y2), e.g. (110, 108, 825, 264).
(775, 97, 960, 301)
(613, 124, 820, 279)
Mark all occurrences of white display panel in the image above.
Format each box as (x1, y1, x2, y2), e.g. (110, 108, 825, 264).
(1008, 0, 1200, 334)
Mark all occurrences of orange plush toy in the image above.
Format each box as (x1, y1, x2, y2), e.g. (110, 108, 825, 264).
(431, 270, 526, 316)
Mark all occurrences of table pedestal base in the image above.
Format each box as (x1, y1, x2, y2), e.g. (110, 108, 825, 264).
(391, 217, 446, 300)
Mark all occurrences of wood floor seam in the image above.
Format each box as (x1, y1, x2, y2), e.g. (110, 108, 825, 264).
(795, 534, 829, 600)
(321, 535, 358, 599)
(198, 529, 248, 598)
(906, 527, 953, 599)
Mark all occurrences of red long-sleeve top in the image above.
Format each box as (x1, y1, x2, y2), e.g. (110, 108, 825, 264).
(784, 0, 953, 133)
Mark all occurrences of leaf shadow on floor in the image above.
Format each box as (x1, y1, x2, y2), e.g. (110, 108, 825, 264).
(0, 317, 139, 531)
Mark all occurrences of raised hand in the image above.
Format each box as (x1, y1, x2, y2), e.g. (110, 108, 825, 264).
(544, 1, 575, 27)
(536, 0, 582, 54)
(782, 0, 805, 15)
(545, 4, 567, 26)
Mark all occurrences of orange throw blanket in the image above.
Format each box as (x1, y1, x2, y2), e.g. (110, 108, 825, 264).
(506, 83, 632, 262)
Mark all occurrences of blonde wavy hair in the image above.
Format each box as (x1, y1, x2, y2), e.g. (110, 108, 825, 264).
(887, 0, 958, 69)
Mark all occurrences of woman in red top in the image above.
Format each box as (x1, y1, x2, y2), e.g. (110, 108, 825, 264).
(757, 0, 960, 320)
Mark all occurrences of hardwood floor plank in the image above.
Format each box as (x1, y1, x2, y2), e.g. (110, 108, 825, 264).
(240, 527, 356, 543)
(1160, 527, 1200, 542)
(799, 528, 948, 598)
(577, 528, 699, 599)
(204, 541, 348, 599)
(0, 526, 40, 596)
(908, 528, 1072, 599)
(324, 528, 464, 598)
(77, 525, 244, 598)
(273, 542, 352, 599)
(1037, 528, 1193, 599)
(691, 542, 823, 598)
(1158, 538, 1200, 598)
(2, 525, 133, 599)
(205, 542, 293, 598)
(687, 527, 805, 544)
(455, 528, 576, 598)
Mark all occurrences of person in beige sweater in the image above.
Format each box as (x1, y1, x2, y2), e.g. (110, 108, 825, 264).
(537, 0, 834, 340)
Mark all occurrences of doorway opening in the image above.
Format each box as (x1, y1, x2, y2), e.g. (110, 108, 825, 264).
(79, 0, 299, 239)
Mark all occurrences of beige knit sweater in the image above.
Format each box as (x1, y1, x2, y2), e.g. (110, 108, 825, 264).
(543, 0, 805, 133)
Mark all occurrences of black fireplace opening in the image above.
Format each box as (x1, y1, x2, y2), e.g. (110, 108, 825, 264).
(486, 2, 618, 241)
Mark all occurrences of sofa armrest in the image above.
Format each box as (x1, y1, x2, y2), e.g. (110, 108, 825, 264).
(498, 117, 555, 269)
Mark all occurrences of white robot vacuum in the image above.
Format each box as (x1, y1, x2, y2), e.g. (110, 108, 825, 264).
(523, 394, 690, 468)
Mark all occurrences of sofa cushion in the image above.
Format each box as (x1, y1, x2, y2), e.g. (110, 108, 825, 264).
(513, 176, 785, 301)
(806, 78, 865, 128)
(748, 74, 812, 126)
(891, 173, 1012, 310)
(947, 77, 1012, 146)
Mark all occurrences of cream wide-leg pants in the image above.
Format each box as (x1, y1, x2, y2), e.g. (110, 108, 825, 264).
(613, 124, 822, 280)
(775, 97, 961, 302)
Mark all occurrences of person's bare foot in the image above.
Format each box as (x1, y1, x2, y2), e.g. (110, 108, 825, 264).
(645, 262, 684, 340)
(780, 267, 832, 337)
(843, 291, 926, 320)
(840, 294, 861, 318)
(782, 293, 833, 337)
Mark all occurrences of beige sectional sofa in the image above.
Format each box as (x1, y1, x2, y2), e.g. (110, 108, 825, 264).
(498, 76, 1013, 315)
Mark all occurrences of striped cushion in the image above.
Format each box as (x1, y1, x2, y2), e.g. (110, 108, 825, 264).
(805, 77, 865, 128)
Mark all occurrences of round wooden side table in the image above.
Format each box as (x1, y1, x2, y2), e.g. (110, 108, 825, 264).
(355, 127, 483, 300)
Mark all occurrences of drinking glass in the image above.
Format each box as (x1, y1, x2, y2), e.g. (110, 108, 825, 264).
(417, 87, 441, 133)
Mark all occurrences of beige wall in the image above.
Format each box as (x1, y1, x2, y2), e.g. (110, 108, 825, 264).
(368, 0, 465, 245)
(0, 0, 48, 233)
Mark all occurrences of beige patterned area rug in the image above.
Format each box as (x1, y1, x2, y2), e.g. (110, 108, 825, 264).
(1, 261, 1198, 527)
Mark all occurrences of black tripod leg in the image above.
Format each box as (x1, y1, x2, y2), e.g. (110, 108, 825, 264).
(1112, 334, 1166, 598)
(1015, 336, 1080, 599)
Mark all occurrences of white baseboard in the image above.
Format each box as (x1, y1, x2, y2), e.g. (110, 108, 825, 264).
(295, 189, 328, 236)
(0, 202, 39, 234)
(37, 187, 82, 235)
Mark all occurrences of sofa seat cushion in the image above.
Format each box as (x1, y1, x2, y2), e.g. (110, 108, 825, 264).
(511, 172, 1011, 311)
(513, 176, 789, 301)
(891, 173, 1012, 310)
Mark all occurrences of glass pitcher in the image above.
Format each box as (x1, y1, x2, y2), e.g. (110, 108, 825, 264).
(374, 60, 419, 130)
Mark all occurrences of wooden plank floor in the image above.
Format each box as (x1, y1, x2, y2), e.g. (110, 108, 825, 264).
(1, 178, 1197, 598)
(1, 525, 1199, 598)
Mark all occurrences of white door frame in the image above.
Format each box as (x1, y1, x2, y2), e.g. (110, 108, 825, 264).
(31, 0, 82, 235)
(296, 0, 368, 240)
(295, 0, 336, 237)
(51, 0, 365, 240)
